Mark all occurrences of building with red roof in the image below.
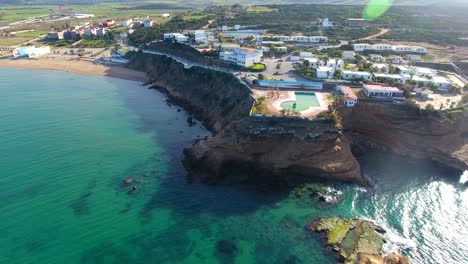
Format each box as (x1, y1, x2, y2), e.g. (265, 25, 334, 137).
(337, 86, 358, 107)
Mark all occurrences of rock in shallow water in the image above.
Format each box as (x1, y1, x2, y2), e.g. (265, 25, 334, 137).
(309, 217, 411, 264)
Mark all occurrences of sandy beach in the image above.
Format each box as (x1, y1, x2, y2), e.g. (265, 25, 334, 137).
(0, 57, 147, 83)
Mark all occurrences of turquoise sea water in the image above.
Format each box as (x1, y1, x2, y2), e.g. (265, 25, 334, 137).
(0, 68, 467, 264)
(280, 92, 320, 112)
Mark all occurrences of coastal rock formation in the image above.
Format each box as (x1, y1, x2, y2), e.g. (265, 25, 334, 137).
(184, 117, 364, 185)
(310, 217, 411, 264)
(129, 52, 364, 185)
(340, 101, 468, 173)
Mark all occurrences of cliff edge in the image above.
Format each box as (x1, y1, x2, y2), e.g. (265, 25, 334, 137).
(340, 101, 468, 173)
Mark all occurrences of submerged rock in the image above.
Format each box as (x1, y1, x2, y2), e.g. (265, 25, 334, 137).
(216, 240, 238, 256)
(123, 178, 134, 185)
(309, 217, 410, 264)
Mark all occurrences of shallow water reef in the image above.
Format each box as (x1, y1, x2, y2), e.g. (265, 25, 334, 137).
(309, 217, 411, 264)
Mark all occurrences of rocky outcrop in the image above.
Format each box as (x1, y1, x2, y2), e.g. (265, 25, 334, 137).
(184, 116, 364, 185)
(310, 217, 411, 264)
(340, 101, 468, 173)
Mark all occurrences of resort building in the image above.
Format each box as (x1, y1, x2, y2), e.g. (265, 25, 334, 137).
(352, 43, 372, 52)
(407, 54, 422, 61)
(84, 28, 97, 36)
(322, 18, 333, 28)
(291, 36, 310, 43)
(342, 51, 356, 60)
(144, 20, 154, 28)
(371, 63, 389, 73)
(316, 66, 334, 79)
(300, 52, 314, 59)
(279, 36, 291, 42)
(363, 84, 404, 99)
(369, 54, 383, 62)
(413, 67, 436, 77)
(337, 86, 358, 107)
(432, 76, 452, 91)
(388, 55, 404, 64)
(220, 43, 241, 52)
(276, 47, 288, 52)
(12, 46, 50, 58)
(290, 56, 301, 61)
(309, 36, 328, 43)
(47, 31, 64, 40)
(341, 71, 372, 81)
(164, 33, 188, 43)
(371, 44, 392, 51)
(96, 28, 106, 36)
(219, 47, 263, 67)
(373, 73, 406, 84)
(396, 65, 415, 75)
(353, 44, 428, 54)
(122, 19, 133, 27)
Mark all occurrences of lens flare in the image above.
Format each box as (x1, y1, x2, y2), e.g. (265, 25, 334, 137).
(363, 0, 393, 21)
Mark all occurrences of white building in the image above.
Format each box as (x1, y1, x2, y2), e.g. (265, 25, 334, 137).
(277, 46, 287, 52)
(388, 55, 403, 64)
(413, 67, 436, 77)
(369, 54, 384, 61)
(193, 30, 209, 44)
(122, 19, 133, 27)
(363, 84, 404, 99)
(12, 46, 50, 58)
(221, 26, 228, 32)
(161, 13, 171, 18)
(309, 36, 328, 43)
(407, 54, 422, 61)
(342, 71, 372, 81)
(412, 46, 427, 54)
(300, 52, 314, 59)
(234, 25, 241, 30)
(396, 65, 415, 75)
(289, 56, 301, 61)
(322, 18, 333, 28)
(279, 36, 291, 42)
(291, 36, 310, 43)
(316, 66, 334, 79)
(164, 33, 189, 43)
(144, 20, 154, 28)
(392, 45, 413, 53)
(373, 73, 406, 84)
(371, 44, 392, 51)
(353, 43, 372, 52)
(220, 43, 240, 52)
(342, 51, 356, 60)
(96, 28, 106, 36)
(219, 47, 263, 67)
(337, 86, 358, 107)
(432, 76, 452, 91)
(84, 28, 97, 36)
(371, 63, 389, 73)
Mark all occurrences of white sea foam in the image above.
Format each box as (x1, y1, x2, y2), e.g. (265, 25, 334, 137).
(459, 170, 468, 185)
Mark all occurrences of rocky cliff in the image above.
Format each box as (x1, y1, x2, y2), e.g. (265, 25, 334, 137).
(184, 116, 364, 185)
(128, 53, 364, 185)
(128, 52, 253, 132)
(339, 101, 468, 173)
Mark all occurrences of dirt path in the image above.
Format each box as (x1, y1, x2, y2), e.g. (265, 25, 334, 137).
(359, 28, 390, 41)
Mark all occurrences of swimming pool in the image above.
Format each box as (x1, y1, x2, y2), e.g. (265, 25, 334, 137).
(280, 92, 320, 112)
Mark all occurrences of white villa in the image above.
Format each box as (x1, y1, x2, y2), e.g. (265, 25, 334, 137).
(342, 51, 356, 60)
(337, 86, 358, 107)
(363, 84, 404, 99)
(300, 52, 314, 59)
(316, 66, 334, 79)
(396, 65, 415, 75)
(341, 71, 372, 81)
(221, 43, 241, 52)
(369, 54, 384, 62)
(277, 36, 327, 43)
(432, 76, 453, 91)
(373, 73, 406, 84)
(219, 47, 263, 67)
(122, 19, 133, 27)
(291, 36, 310, 43)
(12, 46, 50, 58)
(322, 18, 333, 28)
(306, 58, 343, 71)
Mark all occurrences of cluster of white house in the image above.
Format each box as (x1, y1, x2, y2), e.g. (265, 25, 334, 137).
(164, 30, 213, 44)
(219, 44, 263, 67)
(353, 44, 427, 54)
(12, 46, 50, 58)
(47, 21, 114, 40)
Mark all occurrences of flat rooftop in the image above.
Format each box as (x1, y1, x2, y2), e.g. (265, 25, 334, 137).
(339, 86, 357, 100)
(365, 84, 401, 92)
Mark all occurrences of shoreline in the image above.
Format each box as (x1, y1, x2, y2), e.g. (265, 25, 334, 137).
(0, 57, 147, 83)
